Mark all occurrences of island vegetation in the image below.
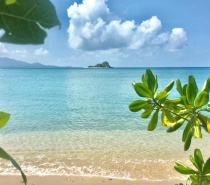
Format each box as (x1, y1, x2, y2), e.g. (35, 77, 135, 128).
(88, 61, 112, 68)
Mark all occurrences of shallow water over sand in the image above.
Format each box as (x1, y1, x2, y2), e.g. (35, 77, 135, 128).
(0, 68, 210, 179)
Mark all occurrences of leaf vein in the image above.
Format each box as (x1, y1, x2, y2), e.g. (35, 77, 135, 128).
(0, 11, 53, 27)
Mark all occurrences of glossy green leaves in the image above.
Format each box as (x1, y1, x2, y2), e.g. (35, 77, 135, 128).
(147, 110, 159, 131)
(129, 69, 210, 151)
(198, 114, 210, 133)
(129, 69, 175, 131)
(0, 0, 61, 44)
(129, 69, 210, 185)
(164, 81, 174, 92)
(175, 149, 210, 184)
(0, 147, 27, 185)
(186, 76, 198, 105)
(174, 161, 197, 175)
(132, 82, 153, 98)
(195, 91, 209, 108)
(129, 100, 148, 112)
(142, 69, 157, 93)
(0, 112, 10, 128)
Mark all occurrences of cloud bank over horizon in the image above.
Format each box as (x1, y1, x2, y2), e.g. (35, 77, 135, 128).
(67, 0, 187, 52)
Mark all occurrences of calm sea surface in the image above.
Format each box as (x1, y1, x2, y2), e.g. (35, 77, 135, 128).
(0, 68, 210, 180)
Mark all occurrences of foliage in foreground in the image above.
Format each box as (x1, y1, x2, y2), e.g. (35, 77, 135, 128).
(175, 149, 210, 185)
(0, 0, 60, 184)
(129, 69, 210, 151)
(0, 0, 60, 44)
(0, 112, 26, 184)
(129, 69, 210, 184)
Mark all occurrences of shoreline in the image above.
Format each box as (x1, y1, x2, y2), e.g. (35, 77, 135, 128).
(0, 175, 186, 185)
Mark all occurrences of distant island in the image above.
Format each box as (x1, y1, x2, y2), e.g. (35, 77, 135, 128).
(88, 61, 113, 68)
(0, 57, 71, 69)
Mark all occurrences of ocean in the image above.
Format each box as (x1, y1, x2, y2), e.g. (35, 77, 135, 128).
(0, 67, 210, 180)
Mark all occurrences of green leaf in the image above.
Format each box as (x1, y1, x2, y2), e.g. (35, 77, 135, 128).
(202, 179, 210, 185)
(161, 111, 168, 126)
(129, 100, 148, 112)
(0, 0, 61, 44)
(133, 82, 153, 98)
(176, 79, 183, 96)
(164, 80, 174, 92)
(190, 175, 198, 183)
(203, 158, 210, 174)
(184, 129, 193, 151)
(198, 114, 210, 133)
(194, 149, 204, 173)
(165, 98, 182, 104)
(202, 80, 210, 93)
(167, 118, 185, 133)
(183, 84, 187, 96)
(141, 105, 154, 118)
(193, 124, 202, 138)
(144, 69, 156, 93)
(155, 90, 168, 101)
(186, 75, 198, 105)
(141, 73, 146, 86)
(182, 121, 192, 142)
(0, 147, 27, 185)
(203, 107, 210, 113)
(190, 155, 198, 169)
(0, 112, 10, 128)
(207, 78, 210, 91)
(164, 109, 176, 123)
(195, 91, 209, 108)
(174, 161, 197, 175)
(180, 96, 192, 109)
(147, 110, 159, 131)
(5, 0, 16, 5)
(154, 74, 158, 93)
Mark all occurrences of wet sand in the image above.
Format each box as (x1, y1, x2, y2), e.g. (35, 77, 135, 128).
(0, 175, 185, 185)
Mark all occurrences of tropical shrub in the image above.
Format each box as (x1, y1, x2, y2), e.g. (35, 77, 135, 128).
(174, 149, 210, 185)
(0, 0, 60, 184)
(129, 69, 210, 184)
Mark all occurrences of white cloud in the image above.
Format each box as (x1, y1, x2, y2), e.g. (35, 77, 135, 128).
(0, 43, 8, 53)
(0, 43, 28, 57)
(67, 0, 187, 52)
(166, 28, 187, 52)
(152, 33, 170, 45)
(13, 49, 27, 55)
(34, 48, 49, 56)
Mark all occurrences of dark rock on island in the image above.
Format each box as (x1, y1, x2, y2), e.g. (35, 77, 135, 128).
(88, 61, 113, 68)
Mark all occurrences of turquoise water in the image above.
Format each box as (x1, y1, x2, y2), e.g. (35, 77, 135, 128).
(0, 68, 210, 180)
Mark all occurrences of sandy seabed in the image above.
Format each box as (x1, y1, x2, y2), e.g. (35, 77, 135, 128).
(0, 175, 186, 185)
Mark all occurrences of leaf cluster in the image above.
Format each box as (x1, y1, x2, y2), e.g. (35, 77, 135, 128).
(0, 112, 27, 184)
(129, 69, 210, 151)
(175, 149, 210, 185)
(0, 0, 60, 44)
(0, 0, 61, 184)
(129, 69, 210, 184)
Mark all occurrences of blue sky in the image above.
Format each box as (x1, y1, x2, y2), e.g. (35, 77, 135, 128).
(0, 0, 210, 67)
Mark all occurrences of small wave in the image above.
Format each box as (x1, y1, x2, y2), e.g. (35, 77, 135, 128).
(0, 159, 185, 181)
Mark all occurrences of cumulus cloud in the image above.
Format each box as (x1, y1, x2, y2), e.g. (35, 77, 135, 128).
(67, 0, 187, 52)
(167, 28, 187, 51)
(34, 48, 49, 56)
